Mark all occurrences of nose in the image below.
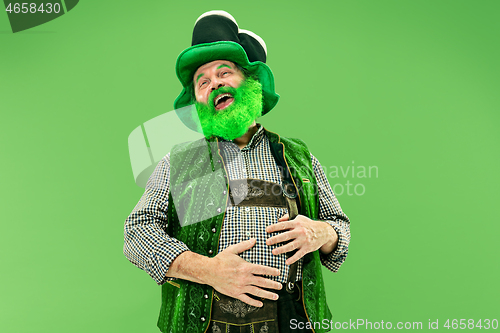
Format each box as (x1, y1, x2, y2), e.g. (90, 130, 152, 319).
(211, 79, 224, 91)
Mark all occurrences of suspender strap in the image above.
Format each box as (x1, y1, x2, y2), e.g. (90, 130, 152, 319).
(268, 138, 302, 295)
(282, 182, 300, 295)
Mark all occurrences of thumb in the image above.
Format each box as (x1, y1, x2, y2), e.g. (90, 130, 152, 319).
(278, 213, 289, 221)
(229, 238, 257, 254)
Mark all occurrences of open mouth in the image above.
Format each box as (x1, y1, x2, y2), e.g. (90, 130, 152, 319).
(213, 93, 234, 110)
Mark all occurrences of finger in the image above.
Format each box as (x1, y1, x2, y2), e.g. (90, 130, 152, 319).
(266, 221, 294, 233)
(278, 213, 289, 221)
(228, 238, 256, 254)
(246, 286, 279, 301)
(286, 250, 305, 266)
(249, 263, 280, 277)
(266, 231, 296, 246)
(251, 276, 283, 291)
(238, 293, 263, 308)
(272, 241, 299, 256)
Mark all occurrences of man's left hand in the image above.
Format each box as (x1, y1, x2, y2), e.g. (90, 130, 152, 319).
(266, 214, 339, 265)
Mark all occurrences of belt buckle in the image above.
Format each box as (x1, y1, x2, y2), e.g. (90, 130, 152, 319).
(282, 183, 297, 199)
(286, 282, 301, 301)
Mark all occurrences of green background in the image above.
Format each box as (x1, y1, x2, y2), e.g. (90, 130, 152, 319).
(1, 0, 499, 332)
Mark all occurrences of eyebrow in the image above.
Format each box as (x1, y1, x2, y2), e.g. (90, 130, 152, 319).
(217, 64, 232, 70)
(196, 64, 233, 83)
(195, 73, 205, 83)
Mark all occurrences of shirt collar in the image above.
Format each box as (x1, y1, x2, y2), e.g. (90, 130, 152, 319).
(242, 124, 264, 151)
(216, 124, 265, 151)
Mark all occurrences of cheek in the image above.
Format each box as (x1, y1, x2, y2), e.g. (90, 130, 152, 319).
(195, 91, 206, 103)
(233, 76, 244, 87)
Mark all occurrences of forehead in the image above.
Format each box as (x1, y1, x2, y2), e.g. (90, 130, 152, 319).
(193, 60, 236, 81)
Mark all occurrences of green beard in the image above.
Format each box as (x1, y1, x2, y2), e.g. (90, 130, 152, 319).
(195, 77, 263, 140)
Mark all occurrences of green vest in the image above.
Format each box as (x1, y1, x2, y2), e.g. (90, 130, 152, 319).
(158, 129, 332, 333)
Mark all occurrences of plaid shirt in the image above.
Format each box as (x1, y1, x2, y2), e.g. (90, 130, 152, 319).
(124, 125, 350, 285)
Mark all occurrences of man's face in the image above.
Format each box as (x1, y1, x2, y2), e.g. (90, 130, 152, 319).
(192, 60, 263, 141)
(193, 60, 245, 109)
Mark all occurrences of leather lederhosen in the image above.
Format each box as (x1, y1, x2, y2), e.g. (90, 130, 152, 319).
(208, 179, 312, 333)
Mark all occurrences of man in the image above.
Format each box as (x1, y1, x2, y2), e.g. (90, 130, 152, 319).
(124, 10, 350, 333)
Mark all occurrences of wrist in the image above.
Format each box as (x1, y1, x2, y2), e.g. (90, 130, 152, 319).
(166, 251, 212, 285)
(319, 222, 339, 255)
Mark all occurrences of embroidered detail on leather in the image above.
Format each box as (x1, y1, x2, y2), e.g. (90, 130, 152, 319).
(231, 183, 264, 201)
(219, 298, 260, 318)
(212, 322, 222, 333)
(228, 179, 287, 208)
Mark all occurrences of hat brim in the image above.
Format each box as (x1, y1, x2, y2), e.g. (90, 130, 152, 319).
(174, 41, 279, 131)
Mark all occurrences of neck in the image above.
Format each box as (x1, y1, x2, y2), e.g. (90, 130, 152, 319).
(233, 121, 258, 149)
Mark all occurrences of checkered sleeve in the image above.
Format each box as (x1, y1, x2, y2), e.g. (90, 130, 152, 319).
(123, 153, 190, 285)
(311, 154, 351, 273)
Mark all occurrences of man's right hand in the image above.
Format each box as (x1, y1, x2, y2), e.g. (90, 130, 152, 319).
(205, 238, 282, 307)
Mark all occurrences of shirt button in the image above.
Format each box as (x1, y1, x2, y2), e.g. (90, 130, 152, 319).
(200, 316, 206, 322)
(212, 227, 216, 233)
(223, 190, 227, 195)
(217, 160, 221, 163)
(217, 208, 222, 213)
(208, 249, 213, 255)
(245, 207, 250, 212)
(204, 294, 209, 299)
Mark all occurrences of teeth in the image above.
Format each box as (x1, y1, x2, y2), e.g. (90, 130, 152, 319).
(215, 93, 232, 106)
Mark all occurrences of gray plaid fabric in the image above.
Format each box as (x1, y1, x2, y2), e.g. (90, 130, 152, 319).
(124, 125, 351, 285)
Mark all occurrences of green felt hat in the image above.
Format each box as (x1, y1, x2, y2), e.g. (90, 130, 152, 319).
(174, 11, 279, 130)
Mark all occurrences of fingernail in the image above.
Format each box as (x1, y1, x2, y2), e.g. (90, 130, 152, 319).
(274, 294, 279, 300)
